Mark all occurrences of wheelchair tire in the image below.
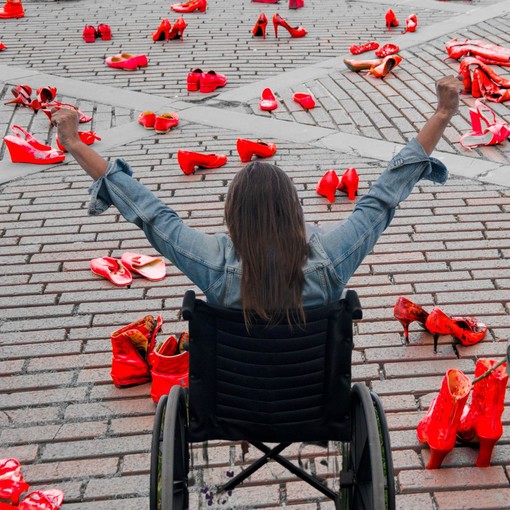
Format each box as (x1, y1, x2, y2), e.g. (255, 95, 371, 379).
(150, 394, 168, 510)
(371, 391, 396, 510)
(340, 383, 385, 510)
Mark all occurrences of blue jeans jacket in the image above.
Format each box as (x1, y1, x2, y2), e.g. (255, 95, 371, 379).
(89, 138, 447, 308)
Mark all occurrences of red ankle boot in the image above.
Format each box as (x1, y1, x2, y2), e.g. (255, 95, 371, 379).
(110, 315, 162, 387)
(393, 296, 429, 342)
(316, 169, 339, 203)
(0, 458, 30, 505)
(150, 335, 189, 403)
(458, 359, 508, 467)
(417, 369, 472, 469)
(337, 167, 359, 200)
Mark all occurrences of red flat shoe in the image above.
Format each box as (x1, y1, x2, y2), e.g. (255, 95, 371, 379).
(97, 23, 112, 40)
(4, 84, 32, 107)
(18, 489, 64, 510)
(90, 257, 132, 286)
(385, 8, 399, 30)
(56, 130, 101, 152)
(42, 102, 92, 123)
(316, 169, 339, 203)
(138, 111, 156, 129)
(374, 43, 400, 58)
(152, 18, 171, 41)
(0, 458, 30, 506)
(168, 17, 187, 40)
(259, 87, 278, 111)
(367, 54, 402, 78)
(177, 149, 227, 175)
(293, 92, 315, 109)
(273, 12, 306, 38)
(200, 70, 227, 93)
(252, 12, 268, 38)
(82, 25, 97, 43)
(350, 41, 379, 55)
(0, 0, 24, 19)
(120, 252, 166, 281)
(171, 0, 206, 13)
(105, 53, 148, 70)
(236, 138, 277, 162)
(402, 13, 417, 34)
(187, 68, 203, 91)
(3, 127, 65, 165)
(337, 167, 359, 200)
(154, 113, 179, 133)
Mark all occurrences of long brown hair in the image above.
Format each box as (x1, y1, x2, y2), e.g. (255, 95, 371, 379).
(224, 161, 307, 325)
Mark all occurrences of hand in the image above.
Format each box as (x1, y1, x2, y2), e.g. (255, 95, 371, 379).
(435, 75, 463, 117)
(51, 107, 80, 150)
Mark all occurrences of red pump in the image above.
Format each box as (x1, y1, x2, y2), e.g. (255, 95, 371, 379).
(393, 296, 429, 342)
(177, 149, 227, 175)
(252, 12, 268, 39)
(337, 167, 359, 200)
(272, 13, 307, 38)
(236, 138, 277, 162)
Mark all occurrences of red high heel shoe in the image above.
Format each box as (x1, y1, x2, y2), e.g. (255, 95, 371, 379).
(170, 0, 206, 13)
(393, 296, 429, 343)
(350, 41, 379, 55)
(18, 489, 64, 510)
(152, 18, 171, 41)
(138, 111, 156, 129)
(0, 0, 24, 19)
(337, 167, 358, 200)
(402, 13, 417, 34)
(385, 8, 399, 30)
(374, 43, 400, 58)
(3, 127, 65, 165)
(56, 131, 101, 152)
(252, 12, 268, 39)
(42, 102, 93, 123)
(177, 149, 227, 175)
(424, 308, 487, 352)
(316, 170, 339, 203)
(149, 335, 189, 403)
(97, 23, 112, 41)
(200, 70, 227, 93)
(0, 458, 30, 505)
(367, 55, 402, 78)
(29, 86, 57, 111)
(236, 138, 277, 162)
(343, 58, 382, 72)
(457, 359, 508, 467)
(4, 84, 32, 107)
(187, 68, 203, 91)
(82, 25, 97, 43)
(259, 87, 278, 111)
(168, 17, 187, 40)
(272, 13, 307, 38)
(417, 369, 472, 469)
(154, 113, 179, 133)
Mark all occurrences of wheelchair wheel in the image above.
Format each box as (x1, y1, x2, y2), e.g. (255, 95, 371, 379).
(341, 383, 385, 510)
(371, 391, 396, 510)
(150, 394, 168, 510)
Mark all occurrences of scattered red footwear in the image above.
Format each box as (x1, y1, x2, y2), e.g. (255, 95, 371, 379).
(82, 25, 97, 43)
(177, 149, 227, 174)
(120, 252, 166, 281)
(18, 489, 64, 510)
(138, 111, 157, 129)
(350, 41, 379, 55)
(337, 167, 359, 200)
(83, 24, 112, 42)
(293, 92, 315, 109)
(200, 70, 227, 93)
(4, 84, 33, 107)
(385, 8, 399, 30)
(105, 53, 148, 70)
(154, 113, 179, 133)
(402, 13, 417, 34)
(90, 257, 132, 286)
(236, 138, 277, 162)
(0, 458, 30, 506)
(0, 0, 24, 19)
(316, 169, 339, 203)
(168, 17, 187, 40)
(171, 0, 206, 13)
(259, 87, 278, 111)
(97, 23, 112, 40)
(252, 12, 268, 38)
(152, 18, 171, 41)
(273, 12, 306, 38)
(374, 43, 400, 58)
(186, 68, 203, 91)
(56, 131, 101, 152)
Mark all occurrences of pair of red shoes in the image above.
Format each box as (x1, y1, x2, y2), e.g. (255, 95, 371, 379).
(349, 42, 400, 58)
(316, 167, 359, 202)
(138, 111, 179, 133)
(417, 359, 508, 469)
(252, 13, 307, 39)
(3, 125, 65, 165)
(0, 0, 24, 19)
(385, 9, 417, 33)
(110, 315, 189, 403)
(187, 68, 227, 93)
(171, 0, 206, 13)
(105, 53, 148, 71)
(4, 84, 56, 111)
(82, 24, 111, 43)
(0, 458, 63, 509)
(152, 17, 187, 41)
(393, 296, 488, 352)
(90, 253, 166, 287)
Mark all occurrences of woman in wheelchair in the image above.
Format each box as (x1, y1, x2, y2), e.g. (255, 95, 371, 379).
(51, 76, 462, 322)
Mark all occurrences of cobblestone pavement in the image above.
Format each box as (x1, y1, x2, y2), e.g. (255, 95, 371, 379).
(1, 0, 510, 509)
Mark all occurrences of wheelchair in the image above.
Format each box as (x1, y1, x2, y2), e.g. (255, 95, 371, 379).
(150, 289, 395, 510)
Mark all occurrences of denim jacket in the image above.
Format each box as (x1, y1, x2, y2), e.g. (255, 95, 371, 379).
(89, 138, 447, 308)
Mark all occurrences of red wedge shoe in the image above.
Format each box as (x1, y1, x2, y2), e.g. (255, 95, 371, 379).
(152, 18, 171, 41)
(200, 70, 227, 93)
(97, 23, 112, 40)
(385, 8, 399, 30)
(168, 17, 187, 40)
(0, 458, 30, 506)
(187, 68, 203, 91)
(316, 170, 339, 203)
(177, 149, 227, 175)
(3, 127, 65, 165)
(273, 13, 307, 38)
(259, 87, 278, 111)
(252, 12, 268, 38)
(82, 25, 97, 43)
(0, 0, 24, 19)
(56, 130, 101, 152)
(120, 252, 166, 281)
(138, 111, 156, 129)
(393, 296, 429, 343)
(170, 0, 206, 13)
(293, 92, 315, 109)
(350, 41, 379, 55)
(154, 113, 179, 133)
(236, 138, 277, 162)
(402, 13, 417, 34)
(90, 257, 132, 286)
(9, 125, 53, 151)
(337, 167, 359, 200)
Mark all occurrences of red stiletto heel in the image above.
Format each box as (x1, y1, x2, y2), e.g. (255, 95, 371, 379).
(168, 17, 187, 40)
(367, 55, 403, 78)
(316, 170, 339, 203)
(343, 58, 383, 72)
(236, 138, 277, 162)
(170, 0, 206, 13)
(385, 8, 399, 30)
(97, 23, 112, 41)
(177, 149, 227, 175)
(200, 70, 227, 93)
(0, 458, 30, 505)
(152, 18, 171, 41)
(187, 68, 203, 91)
(272, 13, 307, 38)
(337, 167, 359, 200)
(417, 369, 472, 469)
(350, 41, 379, 55)
(42, 102, 93, 123)
(458, 359, 508, 467)
(425, 308, 487, 352)
(375, 43, 400, 58)
(402, 13, 417, 34)
(82, 25, 97, 43)
(4, 84, 32, 107)
(393, 296, 429, 343)
(252, 12, 268, 38)
(56, 131, 101, 152)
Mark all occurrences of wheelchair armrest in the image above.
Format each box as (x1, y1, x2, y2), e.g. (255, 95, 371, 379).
(345, 289, 363, 320)
(181, 290, 196, 321)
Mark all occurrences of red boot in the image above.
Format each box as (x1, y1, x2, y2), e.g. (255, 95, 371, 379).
(417, 369, 472, 469)
(458, 359, 508, 467)
(393, 296, 429, 343)
(150, 335, 189, 403)
(316, 169, 339, 203)
(0, 458, 29, 505)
